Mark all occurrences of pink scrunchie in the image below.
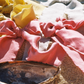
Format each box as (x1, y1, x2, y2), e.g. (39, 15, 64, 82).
(0, 18, 84, 72)
(27, 18, 84, 72)
(0, 19, 41, 62)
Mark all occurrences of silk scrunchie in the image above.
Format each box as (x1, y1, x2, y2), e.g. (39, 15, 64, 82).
(0, 19, 41, 63)
(0, 18, 84, 73)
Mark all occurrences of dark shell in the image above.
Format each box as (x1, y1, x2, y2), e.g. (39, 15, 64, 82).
(0, 61, 60, 84)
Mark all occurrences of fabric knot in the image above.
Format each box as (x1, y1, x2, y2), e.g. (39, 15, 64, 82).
(0, 19, 22, 38)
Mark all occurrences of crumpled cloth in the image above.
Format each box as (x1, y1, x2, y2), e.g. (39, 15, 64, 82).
(0, 0, 45, 28)
(27, 18, 84, 72)
(31, 0, 71, 6)
(10, 0, 45, 28)
(0, 19, 41, 62)
(11, 4, 36, 28)
(0, 18, 84, 72)
(39, 0, 84, 24)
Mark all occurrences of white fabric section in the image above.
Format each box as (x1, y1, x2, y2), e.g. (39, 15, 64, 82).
(38, 37, 52, 51)
(65, 0, 84, 21)
(32, 0, 71, 6)
(22, 38, 52, 60)
(39, 0, 84, 23)
(39, 3, 67, 23)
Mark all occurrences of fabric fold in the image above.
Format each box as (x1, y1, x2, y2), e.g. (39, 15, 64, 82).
(27, 19, 84, 72)
(0, 18, 84, 73)
(0, 20, 24, 63)
(0, 19, 41, 63)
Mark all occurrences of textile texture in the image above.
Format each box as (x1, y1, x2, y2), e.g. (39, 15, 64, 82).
(0, 18, 84, 73)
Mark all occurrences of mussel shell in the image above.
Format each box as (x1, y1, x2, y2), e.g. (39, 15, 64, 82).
(0, 61, 60, 84)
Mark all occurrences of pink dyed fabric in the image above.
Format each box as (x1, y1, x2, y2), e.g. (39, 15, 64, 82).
(0, 18, 84, 72)
(26, 18, 84, 72)
(0, 19, 41, 63)
(0, 20, 24, 62)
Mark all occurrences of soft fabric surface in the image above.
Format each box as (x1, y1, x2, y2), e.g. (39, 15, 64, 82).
(0, 20, 24, 62)
(0, 0, 84, 73)
(11, 0, 45, 28)
(0, 18, 84, 73)
(26, 18, 84, 72)
(39, 0, 84, 23)
(31, 0, 71, 6)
